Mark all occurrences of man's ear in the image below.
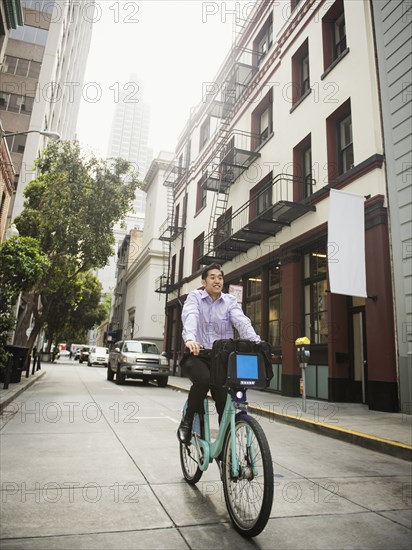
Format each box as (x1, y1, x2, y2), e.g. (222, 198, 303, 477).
(201, 279, 206, 287)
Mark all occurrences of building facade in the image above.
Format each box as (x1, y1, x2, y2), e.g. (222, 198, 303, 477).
(113, 151, 175, 352)
(157, 0, 404, 412)
(371, 0, 412, 411)
(0, 0, 94, 221)
(0, 0, 23, 241)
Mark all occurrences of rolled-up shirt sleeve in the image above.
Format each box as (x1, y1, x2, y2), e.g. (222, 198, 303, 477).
(182, 292, 200, 343)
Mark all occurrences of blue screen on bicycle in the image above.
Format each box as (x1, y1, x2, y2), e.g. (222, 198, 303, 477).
(236, 354, 259, 379)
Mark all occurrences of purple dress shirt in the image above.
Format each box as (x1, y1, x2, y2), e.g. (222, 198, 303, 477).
(182, 289, 260, 349)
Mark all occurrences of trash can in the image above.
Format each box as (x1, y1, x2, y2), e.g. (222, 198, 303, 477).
(4, 345, 29, 383)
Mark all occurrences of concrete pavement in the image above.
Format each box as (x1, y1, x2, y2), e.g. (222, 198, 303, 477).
(1, 365, 411, 460)
(0, 362, 411, 549)
(168, 375, 412, 461)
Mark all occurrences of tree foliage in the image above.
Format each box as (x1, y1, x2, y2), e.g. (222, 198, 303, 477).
(44, 272, 107, 351)
(10, 139, 141, 351)
(0, 236, 48, 368)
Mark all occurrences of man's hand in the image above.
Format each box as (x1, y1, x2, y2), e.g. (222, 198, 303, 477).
(185, 340, 201, 355)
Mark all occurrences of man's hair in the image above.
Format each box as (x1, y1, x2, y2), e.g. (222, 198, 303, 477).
(201, 263, 224, 280)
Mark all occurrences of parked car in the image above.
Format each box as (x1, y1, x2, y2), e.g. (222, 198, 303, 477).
(78, 346, 91, 363)
(88, 346, 109, 367)
(108, 340, 169, 387)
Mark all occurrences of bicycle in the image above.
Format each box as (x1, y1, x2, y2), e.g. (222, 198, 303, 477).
(179, 344, 274, 538)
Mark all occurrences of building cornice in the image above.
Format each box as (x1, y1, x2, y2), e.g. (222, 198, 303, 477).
(125, 244, 166, 283)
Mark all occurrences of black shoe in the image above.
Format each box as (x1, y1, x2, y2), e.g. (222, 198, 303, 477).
(177, 418, 193, 444)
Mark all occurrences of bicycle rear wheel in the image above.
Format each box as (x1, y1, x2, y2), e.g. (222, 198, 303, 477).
(179, 412, 204, 485)
(222, 414, 273, 537)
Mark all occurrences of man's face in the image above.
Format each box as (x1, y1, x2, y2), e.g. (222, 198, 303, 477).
(202, 268, 224, 298)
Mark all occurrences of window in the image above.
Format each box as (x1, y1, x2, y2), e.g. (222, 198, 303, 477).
(293, 134, 313, 199)
(0, 92, 34, 115)
(199, 117, 210, 150)
(214, 208, 232, 247)
(196, 177, 207, 213)
(5, 134, 27, 154)
(182, 194, 188, 226)
(178, 247, 184, 281)
(333, 13, 347, 59)
(322, 0, 347, 71)
(338, 114, 353, 175)
(326, 99, 353, 180)
(192, 232, 204, 272)
(170, 254, 176, 285)
(268, 266, 282, 348)
(251, 89, 273, 150)
(291, 39, 310, 106)
(304, 245, 328, 344)
(249, 172, 273, 220)
(259, 107, 271, 143)
(300, 54, 310, 96)
(246, 274, 262, 336)
(254, 15, 273, 65)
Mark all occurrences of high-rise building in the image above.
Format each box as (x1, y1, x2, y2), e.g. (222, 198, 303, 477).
(0, 0, 23, 242)
(95, 75, 153, 293)
(0, 0, 94, 221)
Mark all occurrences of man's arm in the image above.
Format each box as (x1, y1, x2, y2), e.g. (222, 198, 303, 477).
(182, 292, 201, 353)
(229, 298, 261, 341)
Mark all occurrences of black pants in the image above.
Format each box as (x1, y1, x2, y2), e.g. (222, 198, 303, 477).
(183, 355, 228, 422)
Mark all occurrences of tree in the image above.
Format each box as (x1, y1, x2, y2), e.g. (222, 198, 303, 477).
(0, 236, 48, 368)
(44, 272, 107, 352)
(13, 140, 140, 351)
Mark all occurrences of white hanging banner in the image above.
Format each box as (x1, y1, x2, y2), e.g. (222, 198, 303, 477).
(328, 189, 367, 298)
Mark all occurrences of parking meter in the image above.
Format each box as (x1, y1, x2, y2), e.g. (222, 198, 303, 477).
(295, 337, 310, 412)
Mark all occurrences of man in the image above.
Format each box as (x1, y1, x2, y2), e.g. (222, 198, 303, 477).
(177, 263, 260, 443)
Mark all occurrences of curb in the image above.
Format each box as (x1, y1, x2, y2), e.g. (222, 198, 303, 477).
(0, 370, 46, 413)
(168, 383, 412, 462)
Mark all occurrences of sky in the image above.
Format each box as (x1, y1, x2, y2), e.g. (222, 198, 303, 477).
(75, 1, 250, 160)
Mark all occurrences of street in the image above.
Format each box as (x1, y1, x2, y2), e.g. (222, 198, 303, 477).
(0, 360, 411, 550)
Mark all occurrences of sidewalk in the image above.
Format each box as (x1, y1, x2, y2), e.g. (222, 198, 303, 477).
(168, 375, 412, 462)
(1, 368, 411, 461)
(0, 368, 46, 413)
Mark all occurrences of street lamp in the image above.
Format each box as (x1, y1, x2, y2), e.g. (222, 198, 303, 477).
(4, 223, 19, 240)
(0, 129, 60, 141)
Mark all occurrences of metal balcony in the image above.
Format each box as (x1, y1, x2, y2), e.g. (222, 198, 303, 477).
(158, 215, 184, 242)
(225, 60, 258, 105)
(199, 174, 316, 264)
(202, 131, 261, 192)
(155, 274, 170, 294)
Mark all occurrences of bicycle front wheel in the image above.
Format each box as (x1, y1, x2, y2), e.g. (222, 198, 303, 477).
(222, 414, 273, 537)
(179, 412, 204, 485)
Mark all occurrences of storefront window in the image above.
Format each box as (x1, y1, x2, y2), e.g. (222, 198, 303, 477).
(268, 266, 281, 347)
(304, 246, 328, 344)
(245, 274, 262, 335)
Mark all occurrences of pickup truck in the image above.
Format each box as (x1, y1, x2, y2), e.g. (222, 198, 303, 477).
(107, 340, 169, 387)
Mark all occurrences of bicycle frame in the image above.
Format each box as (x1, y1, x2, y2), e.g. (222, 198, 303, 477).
(192, 388, 249, 476)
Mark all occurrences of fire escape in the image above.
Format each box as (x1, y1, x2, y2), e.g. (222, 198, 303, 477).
(154, 160, 184, 294)
(199, 173, 316, 264)
(200, 47, 260, 262)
